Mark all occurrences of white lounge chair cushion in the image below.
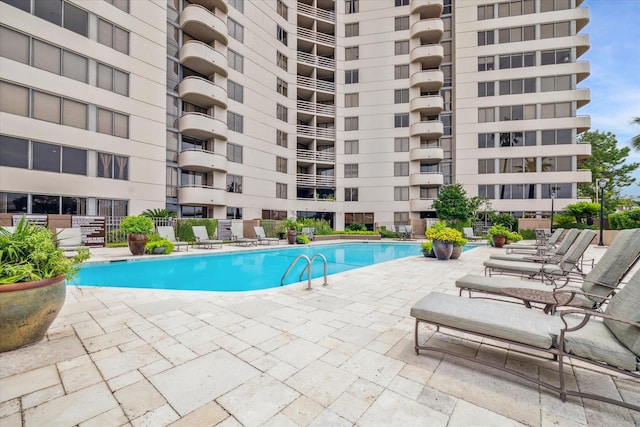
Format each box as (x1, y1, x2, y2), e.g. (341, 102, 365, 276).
(411, 293, 562, 349)
(603, 270, 640, 357)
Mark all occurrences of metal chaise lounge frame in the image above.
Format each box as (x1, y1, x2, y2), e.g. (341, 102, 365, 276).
(230, 223, 258, 246)
(156, 225, 189, 251)
(456, 228, 640, 309)
(503, 227, 564, 254)
(410, 268, 640, 411)
(483, 229, 596, 283)
(488, 228, 579, 263)
(253, 226, 280, 245)
(191, 225, 223, 249)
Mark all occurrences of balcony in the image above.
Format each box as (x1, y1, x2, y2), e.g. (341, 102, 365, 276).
(410, 199, 434, 212)
(180, 4, 228, 45)
(410, 95, 443, 115)
(178, 77, 227, 108)
(297, 100, 335, 117)
(178, 113, 228, 141)
(410, 69, 444, 92)
(296, 173, 336, 188)
(410, 44, 443, 68)
(410, 120, 444, 139)
(179, 40, 228, 78)
(296, 149, 336, 164)
(189, 0, 228, 14)
(573, 34, 591, 58)
(410, 0, 443, 18)
(297, 27, 335, 46)
(410, 19, 443, 44)
(410, 147, 444, 162)
(573, 88, 591, 108)
(178, 149, 228, 172)
(296, 124, 335, 140)
(410, 173, 444, 187)
(178, 185, 227, 206)
(297, 75, 335, 93)
(297, 2, 335, 23)
(297, 51, 335, 70)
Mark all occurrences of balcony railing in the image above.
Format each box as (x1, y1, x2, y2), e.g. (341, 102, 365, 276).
(296, 148, 336, 163)
(296, 124, 336, 139)
(297, 100, 336, 116)
(297, 173, 336, 187)
(297, 51, 335, 69)
(297, 3, 335, 22)
(297, 75, 335, 92)
(297, 27, 335, 46)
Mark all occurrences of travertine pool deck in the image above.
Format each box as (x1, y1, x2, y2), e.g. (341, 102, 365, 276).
(0, 242, 638, 426)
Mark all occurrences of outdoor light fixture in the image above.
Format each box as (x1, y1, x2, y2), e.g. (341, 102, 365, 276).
(598, 178, 609, 246)
(550, 185, 559, 232)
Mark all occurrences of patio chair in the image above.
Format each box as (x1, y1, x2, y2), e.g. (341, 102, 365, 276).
(488, 228, 579, 263)
(410, 267, 640, 411)
(462, 227, 483, 241)
(191, 226, 223, 249)
(457, 228, 640, 309)
(254, 226, 280, 245)
(301, 227, 315, 241)
(157, 226, 189, 251)
(55, 227, 88, 255)
(504, 227, 564, 254)
(483, 229, 596, 283)
(230, 223, 258, 246)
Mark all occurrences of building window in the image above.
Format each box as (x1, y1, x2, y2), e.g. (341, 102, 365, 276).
(477, 30, 494, 46)
(345, 46, 359, 60)
(97, 108, 129, 138)
(499, 0, 536, 16)
(478, 185, 495, 199)
(226, 207, 243, 219)
(97, 152, 128, 180)
(394, 113, 409, 128)
(227, 143, 243, 163)
(277, 104, 288, 122)
(97, 63, 129, 95)
(345, 23, 359, 37)
(499, 78, 536, 95)
(541, 49, 571, 65)
(499, 52, 536, 69)
(478, 56, 495, 71)
(395, 16, 409, 31)
(277, 25, 288, 45)
(346, 0, 358, 14)
(276, 51, 288, 71)
(540, 21, 571, 39)
(541, 0, 571, 12)
(394, 40, 409, 55)
(228, 80, 244, 102)
(229, 18, 244, 42)
(345, 140, 359, 154)
(540, 75, 572, 92)
(96, 199, 128, 216)
(478, 133, 495, 148)
(0, 135, 28, 169)
(477, 4, 494, 20)
(262, 209, 287, 220)
(394, 89, 409, 103)
(499, 104, 536, 121)
(276, 130, 288, 147)
(498, 26, 535, 44)
(541, 102, 571, 119)
(226, 175, 242, 193)
(276, 156, 287, 173)
(228, 49, 244, 73)
(345, 69, 359, 84)
(394, 137, 409, 152)
(98, 18, 129, 54)
(345, 188, 359, 201)
(395, 0, 410, 6)
(104, 0, 129, 13)
(478, 159, 495, 174)
(276, 182, 287, 199)
(394, 212, 409, 225)
(394, 162, 409, 176)
(420, 187, 438, 199)
(499, 158, 536, 173)
(345, 164, 358, 178)
(345, 93, 359, 107)
(277, 0, 288, 19)
(394, 187, 409, 201)
(229, 0, 244, 12)
(394, 64, 409, 79)
(541, 129, 572, 145)
(499, 184, 536, 199)
(277, 78, 288, 96)
(345, 117, 359, 131)
(478, 107, 495, 123)
(228, 111, 244, 132)
(478, 82, 495, 97)
(541, 156, 572, 172)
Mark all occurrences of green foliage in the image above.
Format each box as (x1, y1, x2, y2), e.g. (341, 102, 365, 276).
(335, 230, 378, 235)
(577, 130, 639, 212)
(608, 208, 640, 230)
(490, 213, 518, 231)
(553, 214, 575, 226)
(425, 222, 465, 243)
(432, 184, 473, 223)
(487, 224, 522, 242)
(560, 223, 598, 230)
(377, 226, 398, 239)
(119, 216, 154, 235)
(421, 240, 433, 252)
(141, 208, 176, 218)
(345, 222, 367, 232)
(519, 229, 537, 240)
(0, 218, 90, 284)
(296, 234, 310, 244)
(144, 239, 174, 255)
(175, 219, 217, 242)
(564, 202, 601, 222)
(282, 218, 302, 232)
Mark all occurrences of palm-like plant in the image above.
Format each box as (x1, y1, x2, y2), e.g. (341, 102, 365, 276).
(632, 117, 640, 151)
(141, 208, 176, 218)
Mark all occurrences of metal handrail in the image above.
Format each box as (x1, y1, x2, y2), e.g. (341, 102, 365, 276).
(280, 253, 328, 289)
(298, 254, 328, 286)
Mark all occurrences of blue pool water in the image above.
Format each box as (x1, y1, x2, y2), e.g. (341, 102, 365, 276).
(74, 242, 446, 292)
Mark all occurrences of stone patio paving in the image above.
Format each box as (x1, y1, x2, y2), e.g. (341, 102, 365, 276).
(0, 242, 638, 426)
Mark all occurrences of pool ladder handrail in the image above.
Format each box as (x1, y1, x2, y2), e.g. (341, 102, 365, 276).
(281, 253, 328, 289)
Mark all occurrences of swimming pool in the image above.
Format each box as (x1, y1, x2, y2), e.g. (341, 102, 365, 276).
(74, 242, 434, 292)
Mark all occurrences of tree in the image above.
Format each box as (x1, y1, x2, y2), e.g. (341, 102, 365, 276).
(632, 117, 640, 151)
(577, 131, 639, 213)
(431, 183, 472, 225)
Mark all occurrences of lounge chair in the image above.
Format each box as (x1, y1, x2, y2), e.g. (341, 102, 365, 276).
(254, 226, 280, 245)
(488, 228, 579, 263)
(157, 226, 189, 251)
(191, 226, 223, 249)
(55, 227, 87, 255)
(410, 267, 640, 411)
(462, 227, 483, 241)
(504, 227, 564, 254)
(301, 227, 315, 241)
(457, 228, 640, 309)
(483, 229, 596, 283)
(230, 223, 258, 246)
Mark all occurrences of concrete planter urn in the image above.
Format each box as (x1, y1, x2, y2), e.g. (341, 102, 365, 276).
(432, 240, 453, 260)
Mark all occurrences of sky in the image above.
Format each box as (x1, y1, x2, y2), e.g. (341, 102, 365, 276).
(580, 0, 640, 196)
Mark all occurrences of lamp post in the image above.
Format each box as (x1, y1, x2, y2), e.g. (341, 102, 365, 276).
(550, 185, 559, 232)
(597, 178, 609, 246)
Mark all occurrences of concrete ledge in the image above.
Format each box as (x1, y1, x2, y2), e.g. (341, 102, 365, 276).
(314, 234, 382, 241)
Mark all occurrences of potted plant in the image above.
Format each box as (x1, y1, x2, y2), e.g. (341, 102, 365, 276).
(425, 222, 463, 260)
(282, 218, 300, 245)
(450, 235, 468, 260)
(487, 224, 522, 248)
(0, 218, 90, 352)
(119, 215, 154, 256)
(144, 234, 175, 255)
(421, 240, 436, 258)
(296, 234, 310, 245)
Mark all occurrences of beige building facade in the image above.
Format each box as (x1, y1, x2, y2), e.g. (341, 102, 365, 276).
(0, 0, 591, 230)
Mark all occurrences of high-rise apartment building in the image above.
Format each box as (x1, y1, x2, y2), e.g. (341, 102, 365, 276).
(0, 0, 591, 230)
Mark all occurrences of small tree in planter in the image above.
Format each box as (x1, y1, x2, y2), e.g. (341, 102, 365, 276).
(487, 224, 522, 248)
(119, 216, 154, 256)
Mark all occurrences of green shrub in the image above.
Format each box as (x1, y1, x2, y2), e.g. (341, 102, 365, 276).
(426, 222, 464, 243)
(553, 214, 575, 226)
(487, 224, 522, 242)
(296, 234, 310, 244)
(609, 208, 640, 230)
(345, 222, 367, 232)
(519, 229, 536, 240)
(421, 240, 433, 252)
(145, 239, 174, 254)
(561, 222, 598, 230)
(119, 216, 154, 234)
(175, 219, 217, 242)
(490, 213, 518, 231)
